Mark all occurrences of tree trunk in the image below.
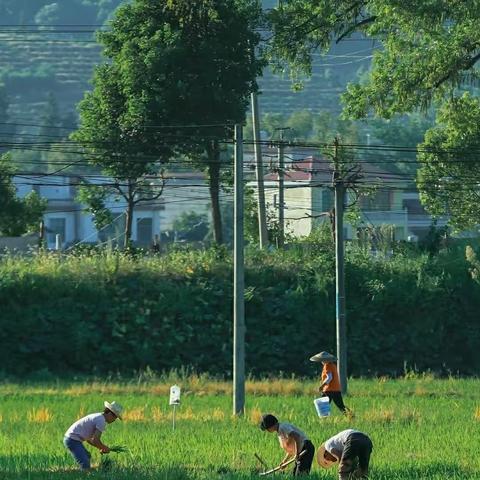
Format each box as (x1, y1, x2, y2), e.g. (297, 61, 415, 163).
(208, 140, 223, 245)
(124, 184, 135, 249)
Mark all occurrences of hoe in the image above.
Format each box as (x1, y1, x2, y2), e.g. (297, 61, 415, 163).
(255, 450, 306, 476)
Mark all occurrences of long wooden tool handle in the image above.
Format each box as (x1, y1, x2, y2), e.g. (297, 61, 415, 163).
(259, 450, 306, 476)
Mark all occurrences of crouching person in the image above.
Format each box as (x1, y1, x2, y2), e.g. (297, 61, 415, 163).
(260, 414, 315, 475)
(63, 401, 123, 470)
(317, 429, 372, 479)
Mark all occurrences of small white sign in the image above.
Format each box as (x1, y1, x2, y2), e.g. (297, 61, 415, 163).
(169, 385, 181, 405)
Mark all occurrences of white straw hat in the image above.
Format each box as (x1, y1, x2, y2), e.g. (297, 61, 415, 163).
(104, 401, 123, 420)
(317, 444, 338, 469)
(309, 351, 337, 363)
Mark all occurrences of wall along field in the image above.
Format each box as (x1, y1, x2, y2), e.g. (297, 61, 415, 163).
(1, 377, 480, 479)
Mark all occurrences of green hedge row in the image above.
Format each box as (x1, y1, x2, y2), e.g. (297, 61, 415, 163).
(0, 246, 479, 377)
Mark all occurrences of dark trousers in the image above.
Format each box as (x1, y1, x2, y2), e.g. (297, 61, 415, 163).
(293, 440, 315, 476)
(322, 391, 348, 413)
(339, 432, 373, 480)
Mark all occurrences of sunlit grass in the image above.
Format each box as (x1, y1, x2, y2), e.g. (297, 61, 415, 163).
(27, 407, 53, 423)
(1, 377, 480, 479)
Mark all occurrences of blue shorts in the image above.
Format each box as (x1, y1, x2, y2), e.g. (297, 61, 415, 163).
(63, 436, 91, 470)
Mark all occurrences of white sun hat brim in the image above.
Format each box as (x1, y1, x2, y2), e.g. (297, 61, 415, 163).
(310, 351, 337, 362)
(317, 444, 338, 469)
(104, 401, 123, 420)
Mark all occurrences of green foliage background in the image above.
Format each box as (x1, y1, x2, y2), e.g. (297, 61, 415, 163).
(1, 245, 479, 378)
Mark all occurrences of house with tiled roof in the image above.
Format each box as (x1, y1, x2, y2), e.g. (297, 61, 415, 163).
(258, 154, 447, 241)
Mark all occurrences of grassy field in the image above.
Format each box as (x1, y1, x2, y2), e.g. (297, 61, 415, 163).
(1, 375, 480, 479)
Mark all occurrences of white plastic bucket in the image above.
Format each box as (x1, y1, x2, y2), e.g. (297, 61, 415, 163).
(314, 397, 331, 417)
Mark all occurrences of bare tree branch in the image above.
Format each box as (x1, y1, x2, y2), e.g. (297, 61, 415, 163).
(434, 50, 480, 89)
(135, 175, 166, 204)
(336, 16, 377, 44)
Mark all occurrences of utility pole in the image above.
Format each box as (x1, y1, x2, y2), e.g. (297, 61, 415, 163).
(333, 137, 347, 394)
(39, 220, 45, 249)
(276, 128, 288, 248)
(251, 92, 269, 248)
(233, 124, 245, 416)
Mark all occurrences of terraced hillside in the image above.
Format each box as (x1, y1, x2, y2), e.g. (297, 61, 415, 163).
(259, 41, 374, 114)
(1, 35, 372, 123)
(0, 33, 102, 125)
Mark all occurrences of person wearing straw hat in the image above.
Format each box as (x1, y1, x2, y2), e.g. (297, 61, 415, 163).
(317, 429, 373, 479)
(259, 414, 315, 476)
(310, 351, 349, 414)
(63, 401, 123, 470)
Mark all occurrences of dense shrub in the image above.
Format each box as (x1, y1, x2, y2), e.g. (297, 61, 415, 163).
(0, 245, 479, 377)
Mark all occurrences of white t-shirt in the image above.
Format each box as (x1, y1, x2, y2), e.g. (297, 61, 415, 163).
(65, 413, 106, 442)
(324, 429, 359, 456)
(277, 422, 308, 453)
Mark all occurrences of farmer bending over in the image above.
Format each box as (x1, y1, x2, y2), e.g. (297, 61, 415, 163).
(317, 429, 373, 479)
(63, 401, 123, 470)
(310, 351, 349, 414)
(260, 413, 315, 475)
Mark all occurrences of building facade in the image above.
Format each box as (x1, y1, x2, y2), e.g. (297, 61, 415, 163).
(13, 173, 209, 249)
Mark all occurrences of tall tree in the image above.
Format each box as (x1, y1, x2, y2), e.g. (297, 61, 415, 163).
(418, 94, 480, 232)
(72, 63, 170, 247)
(267, 1, 480, 227)
(95, 0, 264, 244)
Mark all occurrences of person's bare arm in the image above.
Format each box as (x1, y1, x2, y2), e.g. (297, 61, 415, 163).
(290, 432, 302, 459)
(320, 372, 333, 390)
(86, 429, 110, 453)
(279, 432, 302, 468)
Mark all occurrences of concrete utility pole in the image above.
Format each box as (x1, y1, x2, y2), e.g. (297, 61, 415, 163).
(233, 124, 245, 416)
(251, 92, 269, 249)
(333, 137, 348, 394)
(277, 129, 286, 248)
(39, 220, 45, 249)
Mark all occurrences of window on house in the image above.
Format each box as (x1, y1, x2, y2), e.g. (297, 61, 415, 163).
(47, 218, 66, 246)
(137, 217, 153, 246)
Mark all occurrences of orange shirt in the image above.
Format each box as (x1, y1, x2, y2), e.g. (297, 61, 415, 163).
(321, 362, 341, 392)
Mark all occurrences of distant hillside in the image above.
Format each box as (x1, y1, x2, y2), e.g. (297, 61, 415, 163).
(0, 1, 122, 25)
(0, 0, 372, 129)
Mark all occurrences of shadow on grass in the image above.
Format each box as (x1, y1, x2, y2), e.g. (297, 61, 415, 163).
(2, 460, 480, 480)
(371, 463, 480, 479)
(1, 463, 263, 480)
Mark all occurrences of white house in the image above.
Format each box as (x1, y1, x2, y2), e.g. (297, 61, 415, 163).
(253, 154, 449, 241)
(13, 172, 210, 249)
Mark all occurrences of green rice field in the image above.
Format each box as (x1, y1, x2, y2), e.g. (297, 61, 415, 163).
(1, 375, 480, 479)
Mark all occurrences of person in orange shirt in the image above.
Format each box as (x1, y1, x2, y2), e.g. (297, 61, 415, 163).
(310, 351, 349, 414)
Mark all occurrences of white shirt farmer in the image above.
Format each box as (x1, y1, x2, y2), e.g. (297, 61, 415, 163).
(277, 422, 308, 453)
(65, 413, 106, 442)
(324, 429, 360, 456)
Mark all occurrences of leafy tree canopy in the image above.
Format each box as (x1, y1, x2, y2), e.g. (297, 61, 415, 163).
(267, 1, 480, 228)
(97, 0, 263, 145)
(0, 154, 46, 236)
(418, 94, 480, 232)
(268, 0, 480, 118)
